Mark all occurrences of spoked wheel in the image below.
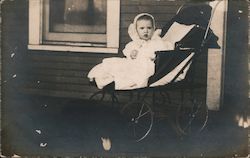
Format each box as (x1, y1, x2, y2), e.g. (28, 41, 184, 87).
(89, 91, 119, 105)
(89, 91, 105, 101)
(176, 99, 208, 136)
(120, 100, 154, 142)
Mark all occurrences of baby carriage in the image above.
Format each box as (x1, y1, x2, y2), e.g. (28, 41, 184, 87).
(88, 3, 220, 142)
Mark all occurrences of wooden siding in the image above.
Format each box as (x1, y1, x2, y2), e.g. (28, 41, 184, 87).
(0, 0, 2, 134)
(120, 0, 185, 47)
(224, 0, 249, 103)
(249, 4, 250, 99)
(22, 51, 116, 99)
(2, 0, 207, 100)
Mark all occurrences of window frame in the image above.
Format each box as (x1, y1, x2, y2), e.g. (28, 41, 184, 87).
(28, 0, 120, 54)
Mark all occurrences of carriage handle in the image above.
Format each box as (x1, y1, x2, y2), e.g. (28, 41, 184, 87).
(202, 0, 222, 47)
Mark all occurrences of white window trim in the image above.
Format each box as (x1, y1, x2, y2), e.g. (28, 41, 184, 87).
(43, 0, 107, 44)
(28, 0, 120, 54)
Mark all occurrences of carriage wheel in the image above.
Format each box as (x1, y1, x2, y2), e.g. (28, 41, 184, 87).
(89, 91, 105, 101)
(120, 100, 153, 142)
(176, 99, 208, 135)
(89, 91, 119, 106)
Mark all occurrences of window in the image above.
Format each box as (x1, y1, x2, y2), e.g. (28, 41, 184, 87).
(28, 0, 120, 53)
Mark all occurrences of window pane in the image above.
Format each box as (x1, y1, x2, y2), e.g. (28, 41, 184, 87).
(49, 0, 107, 34)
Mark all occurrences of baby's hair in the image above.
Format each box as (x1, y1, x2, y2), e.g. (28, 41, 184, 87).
(136, 15, 154, 24)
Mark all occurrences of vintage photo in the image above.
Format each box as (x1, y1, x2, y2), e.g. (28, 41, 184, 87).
(0, 0, 249, 157)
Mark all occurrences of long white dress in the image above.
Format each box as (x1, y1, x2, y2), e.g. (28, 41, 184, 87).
(87, 13, 171, 90)
(88, 36, 170, 90)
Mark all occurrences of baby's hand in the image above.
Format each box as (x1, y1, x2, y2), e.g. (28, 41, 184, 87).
(130, 50, 138, 59)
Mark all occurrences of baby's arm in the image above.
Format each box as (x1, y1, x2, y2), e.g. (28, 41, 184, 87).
(123, 42, 139, 59)
(130, 50, 138, 59)
(154, 29, 162, 37)
(151, 29, 174, 51)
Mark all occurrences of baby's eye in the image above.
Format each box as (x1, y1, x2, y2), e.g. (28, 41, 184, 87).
(147, 27, 152, 29)
(140, 27, 145, 30)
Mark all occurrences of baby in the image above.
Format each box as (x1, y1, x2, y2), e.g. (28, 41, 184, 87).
(88, 13, 171, 90)
(128, 14, 155, 60)
(123, 13, 171, 61)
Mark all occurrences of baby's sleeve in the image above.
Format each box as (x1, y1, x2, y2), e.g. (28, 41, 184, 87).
(151, 29, 174, 50)
(160, 39, 174, 50)
(122, 42, 136, 58)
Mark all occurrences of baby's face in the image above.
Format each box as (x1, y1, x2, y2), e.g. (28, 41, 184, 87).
(136, 19, 154, 41)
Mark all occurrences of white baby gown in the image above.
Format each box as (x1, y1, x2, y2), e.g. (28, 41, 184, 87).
(88, 13, 171, 90)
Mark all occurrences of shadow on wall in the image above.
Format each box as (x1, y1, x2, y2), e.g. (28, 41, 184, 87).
(224, 1, 249, 114)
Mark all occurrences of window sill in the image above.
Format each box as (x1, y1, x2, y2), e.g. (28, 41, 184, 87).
(28, 44, 119, 54)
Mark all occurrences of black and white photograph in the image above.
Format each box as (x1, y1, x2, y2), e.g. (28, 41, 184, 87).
(0, 0, 249, 157)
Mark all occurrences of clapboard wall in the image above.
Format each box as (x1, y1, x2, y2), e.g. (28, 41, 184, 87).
(1, 0, 209, 100)
(248, 3, 250, 99)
